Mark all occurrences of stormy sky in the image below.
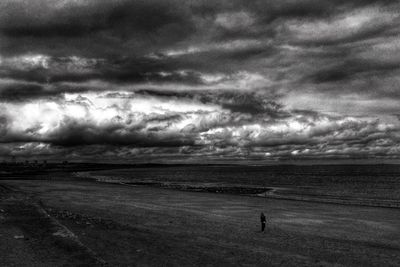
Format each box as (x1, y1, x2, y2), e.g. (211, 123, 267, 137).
(1, 0, 400, 163)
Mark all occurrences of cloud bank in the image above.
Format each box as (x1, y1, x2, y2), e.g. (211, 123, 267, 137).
(1, 0, 400, 162)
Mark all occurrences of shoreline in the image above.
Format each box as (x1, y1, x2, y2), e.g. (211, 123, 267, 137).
(73, 171, 400, 209)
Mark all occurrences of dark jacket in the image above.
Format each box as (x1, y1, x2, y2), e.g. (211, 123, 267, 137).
(260, 213, 266, 223)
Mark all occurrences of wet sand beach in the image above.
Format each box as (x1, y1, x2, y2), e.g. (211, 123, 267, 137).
(1, 179, 399, 266)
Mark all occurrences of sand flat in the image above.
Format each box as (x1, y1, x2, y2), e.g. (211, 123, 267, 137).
(2, 179, 400, 266)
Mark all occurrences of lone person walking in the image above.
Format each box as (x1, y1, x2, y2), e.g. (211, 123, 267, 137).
(260, 212, 266, 232)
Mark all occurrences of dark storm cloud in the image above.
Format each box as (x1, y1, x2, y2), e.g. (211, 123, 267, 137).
(0, 0, 194, 38)
(0, 83, 48, 101)
(47, 122, 196, 148)
(0, 0, 196, 58)
(0, 81, 94, 102)
(308, 59, 400, 84)
(198, 92, 286, 117)
(1, 0, 398, 88)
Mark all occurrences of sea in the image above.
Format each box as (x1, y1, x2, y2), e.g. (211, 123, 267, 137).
(83, 164, 400, 201)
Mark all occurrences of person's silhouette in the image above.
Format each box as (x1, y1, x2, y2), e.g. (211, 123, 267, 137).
(260, 212, 266, 232)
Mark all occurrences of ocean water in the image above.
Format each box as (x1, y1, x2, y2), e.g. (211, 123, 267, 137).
(86, 164, 400, 200)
